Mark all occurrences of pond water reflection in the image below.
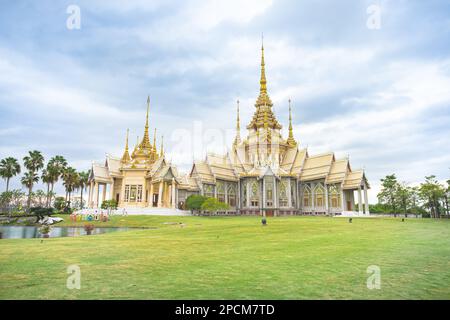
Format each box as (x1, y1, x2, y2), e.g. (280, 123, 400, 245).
(0, 226, 130, 239)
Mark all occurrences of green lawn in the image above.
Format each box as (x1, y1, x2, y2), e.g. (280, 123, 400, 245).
(0, 215, 449, 299)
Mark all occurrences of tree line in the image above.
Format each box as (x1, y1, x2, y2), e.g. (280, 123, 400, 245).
(0, 151, 90, 213)
(374, 174, 449, 218)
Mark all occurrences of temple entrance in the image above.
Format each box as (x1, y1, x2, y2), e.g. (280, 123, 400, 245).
(153, 194, 158, 207)
(347, 201, 352, 211)
(266, 210, 274, 217)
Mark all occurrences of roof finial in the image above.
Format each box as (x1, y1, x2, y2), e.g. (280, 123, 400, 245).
(160, 135, 164, 157)
(153, 128, 157, 153)
(260, 34, 267, 95)
(121, 128, 131, 163)
(140, 96, 151, 150)
(234, 99, 241, 145)
(286, 99, 297, 147)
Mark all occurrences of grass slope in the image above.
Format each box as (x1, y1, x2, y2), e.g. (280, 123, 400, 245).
(0, 215, 449, 299)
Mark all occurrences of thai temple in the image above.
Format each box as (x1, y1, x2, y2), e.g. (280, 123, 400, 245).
(88, 43, 370, 216)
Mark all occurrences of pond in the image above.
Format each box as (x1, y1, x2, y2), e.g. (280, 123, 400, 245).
(0, 226, 130, 239)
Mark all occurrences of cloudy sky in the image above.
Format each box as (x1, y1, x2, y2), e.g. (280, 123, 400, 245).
(0, 0, 449, 202)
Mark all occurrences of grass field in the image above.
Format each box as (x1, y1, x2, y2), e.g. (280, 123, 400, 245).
(0, 215, 449, 299)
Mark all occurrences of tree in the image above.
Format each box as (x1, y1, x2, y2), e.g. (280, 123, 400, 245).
(22, 150, 44, 208)
(33, 189, 47, 207)
(62, 167, 79, 204)
(0, 189, 25, 216)
(0, 157, 21, 192)
(200, 197, 230, 215)
(444, 180, 450, 216)
(418, 175, 445, 218)
(41, 166, 57, 207)
(77, 170, 90, 209)
(53, 196, 66, 211)
(47, 155, 67, 205)
(377, 174, 400, 214)
(397, 182, 412, 214)
(21, 172, 39, 208)
(186, 195, 208, 214)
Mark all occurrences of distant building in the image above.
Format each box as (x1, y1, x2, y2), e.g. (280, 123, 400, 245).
(88, 43, 370, 216)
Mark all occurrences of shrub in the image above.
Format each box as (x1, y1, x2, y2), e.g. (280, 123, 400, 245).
(101, 199, 118, 210)
(200, 198, 230, 215)
(39, 224, 51, 235)
(186, 195, 208, 214)
(84, 223, 95, 235)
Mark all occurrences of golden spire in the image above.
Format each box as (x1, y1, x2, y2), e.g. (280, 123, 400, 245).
(131, 135, 139, 158)
(263, 107, 269, 130)
(286, 99, 297, 147)
(121, 128, 131, 163)
(247, 37, 281, 130)
(140, 96, 151, 150)
(153, 128, 157, 153)
(160, 135, 164, 157)
(234, 99, 241, 144)
(260, 34, 267, 95)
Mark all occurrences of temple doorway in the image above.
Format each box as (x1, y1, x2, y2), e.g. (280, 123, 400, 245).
(153, 194, 159, 207)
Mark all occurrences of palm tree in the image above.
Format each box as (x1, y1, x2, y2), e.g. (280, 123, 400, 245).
(47, 156, 67, 203)
(77, 170, 90, 209)
(22, 151, 44, 208)
(21, 172, 39, 208)
(0, 157, 21, 192)
(62, 167, 79, 205)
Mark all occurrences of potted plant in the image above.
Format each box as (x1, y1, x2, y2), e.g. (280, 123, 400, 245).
(39, 224, 51, 238)
(84, 223, 95, 235)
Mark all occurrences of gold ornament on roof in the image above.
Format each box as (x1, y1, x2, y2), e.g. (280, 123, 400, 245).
(286, 99, 297, 147)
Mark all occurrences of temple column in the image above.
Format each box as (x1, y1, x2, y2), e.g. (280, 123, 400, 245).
(262, 178, 266, 213)
(260, 179, 264, 217)
(274, 178, 278, 216)
(237, 180, 241, 213)
(109, 179, 115, 201)
(88, 181, 93, 207)
(364, 185, 370, 215)
(102, 183, 107, 205)
(246, 181, 250, 208)
(340, 186, 345, 213)
(171, 179, 176, 209)
(157, 181, 163, 208)
(93, 182, 99, 208)
(358, 186, 363, 214)
(325, 184, 329, 214)
(149, 183, 154, 207)
(287, 179, 292, 209)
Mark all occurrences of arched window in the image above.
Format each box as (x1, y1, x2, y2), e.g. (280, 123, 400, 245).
(314, 184, 325, 207)
(279, 179, 288, 207)
(303, 185, 311, 207)
(250, 180, 259, 207)
(242, 181, 248, 206)
(217, 181, 225, 203)
(203, 184, 214, 198)
(227, 183, 236, 207)
(328, 185, 341, 208)
(291, 180, 296, 207)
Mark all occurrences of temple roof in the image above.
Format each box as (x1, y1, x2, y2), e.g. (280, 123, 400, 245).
(299, 152, 334, 181)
